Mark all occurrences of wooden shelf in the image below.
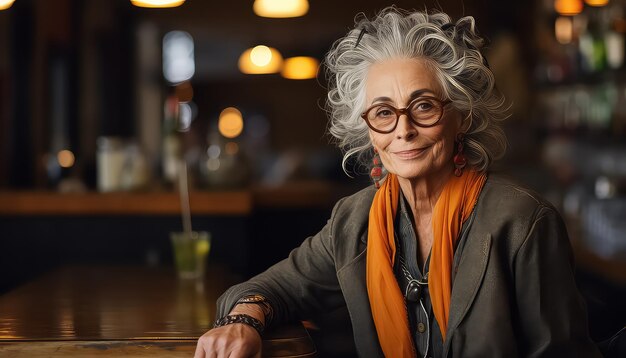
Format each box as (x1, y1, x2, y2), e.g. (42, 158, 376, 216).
(0, 181, 359, 216)
(0, 191, 253, 216)
(252, 180, 356, 209)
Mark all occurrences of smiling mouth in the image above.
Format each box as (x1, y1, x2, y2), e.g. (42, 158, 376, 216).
(392, 147, 430, 159)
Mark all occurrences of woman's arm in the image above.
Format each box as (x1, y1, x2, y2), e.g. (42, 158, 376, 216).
(195, 197, 351, 357)
(216, 200, 347, 323)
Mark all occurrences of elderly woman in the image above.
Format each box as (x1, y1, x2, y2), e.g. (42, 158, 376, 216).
(195, 7, 600, 358)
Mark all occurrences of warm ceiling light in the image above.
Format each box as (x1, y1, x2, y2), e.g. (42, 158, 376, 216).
(218, 107, 244, 139)
(250, 46, 273, 67)
(0, 0, 15, 10)
(238, 45, 283, 74)
(281, 56, 319, 80)
(585, 0, 609, 6)
(253, 0, 309, 18)
(131, 0, 185, 8)
(554, 0, 583, 15)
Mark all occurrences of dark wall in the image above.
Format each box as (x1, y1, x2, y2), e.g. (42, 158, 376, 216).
(0, 215, 248, 293)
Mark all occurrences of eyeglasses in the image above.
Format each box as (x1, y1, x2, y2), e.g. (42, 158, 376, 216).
(361, 96, 452, 134)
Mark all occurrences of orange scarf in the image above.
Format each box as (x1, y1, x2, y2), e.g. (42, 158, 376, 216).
(366, 170, 486, 357)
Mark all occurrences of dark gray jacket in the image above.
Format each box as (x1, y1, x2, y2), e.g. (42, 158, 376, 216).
(217, 175, 601, 357)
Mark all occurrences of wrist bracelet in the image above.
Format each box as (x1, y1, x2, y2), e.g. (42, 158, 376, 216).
(213, 314, 265, 335)
(235, 295, 274, 326)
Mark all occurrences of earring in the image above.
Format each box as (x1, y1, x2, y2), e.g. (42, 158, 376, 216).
(371, 148, 383, 189)
(453, 133, 467, 177)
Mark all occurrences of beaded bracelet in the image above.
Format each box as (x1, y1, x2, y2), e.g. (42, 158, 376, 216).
(213, 314, 265, 335)
(235, 295, 274, 327)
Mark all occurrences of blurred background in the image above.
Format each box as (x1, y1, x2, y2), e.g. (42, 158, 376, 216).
(0, 0, 625, 350)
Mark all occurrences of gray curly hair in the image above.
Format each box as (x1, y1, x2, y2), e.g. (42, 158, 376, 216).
(325, 7, 508, 175)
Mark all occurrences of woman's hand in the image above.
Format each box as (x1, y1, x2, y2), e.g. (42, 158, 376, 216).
(194, 304, 265, 358)
(194, 323, 262, 358)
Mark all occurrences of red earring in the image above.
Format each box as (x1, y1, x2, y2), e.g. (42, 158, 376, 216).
(453, 133, 467, 177)
(371, 148, 383, 189)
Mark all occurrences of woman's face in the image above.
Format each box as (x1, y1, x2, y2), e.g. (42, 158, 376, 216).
(365, 58, 462, 182)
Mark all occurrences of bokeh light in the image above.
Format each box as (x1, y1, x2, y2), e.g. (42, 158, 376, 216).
(281, 56, 319, 79)
(250, 46, 272, 67)
(163, 31, 195, 84)
(585, 0, 609, 6)
(238, 46, 283, 74)
(0, 0, 15, 11)
(207, 144, 221, 158)
(178, 102, 193, 132)
(131, 0, 185, 8)
(253, 0, 309, 18)
(225, 142, 239, 155)
(555, 17, 573, 44)
(218, 107, 244, 138)
(554, 0, 583, 15)
(57, 150, 75, 168)
(175, 81, 194, 103)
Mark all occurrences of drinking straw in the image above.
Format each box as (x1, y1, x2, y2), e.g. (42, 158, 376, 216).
(178, 160, 193, 238)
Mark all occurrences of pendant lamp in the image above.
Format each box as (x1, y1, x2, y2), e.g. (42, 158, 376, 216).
(131, 0, 185, 8)
(585, 0, 609, 6)
(253, 0, 309, 18)
(238, 45, 283, 74)
(0, 0, 15, 10)
(554, 0, 583, 15)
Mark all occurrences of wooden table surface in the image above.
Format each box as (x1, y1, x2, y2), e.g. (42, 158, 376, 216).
(0, 265, 316, 357)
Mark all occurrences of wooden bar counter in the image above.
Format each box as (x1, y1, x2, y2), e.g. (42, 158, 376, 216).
(0, 265, 316, 357)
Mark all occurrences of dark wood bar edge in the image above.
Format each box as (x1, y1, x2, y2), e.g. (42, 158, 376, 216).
(0, 266, 317, 357)
(0, 324, 317, 357)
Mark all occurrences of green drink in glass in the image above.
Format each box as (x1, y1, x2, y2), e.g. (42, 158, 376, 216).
(170, 231, 211, 279)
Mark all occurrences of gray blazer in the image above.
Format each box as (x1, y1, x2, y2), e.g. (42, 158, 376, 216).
(217, 175, 601, 357)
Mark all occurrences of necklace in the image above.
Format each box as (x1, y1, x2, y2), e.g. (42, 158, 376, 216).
(398, 253, 429, 302)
